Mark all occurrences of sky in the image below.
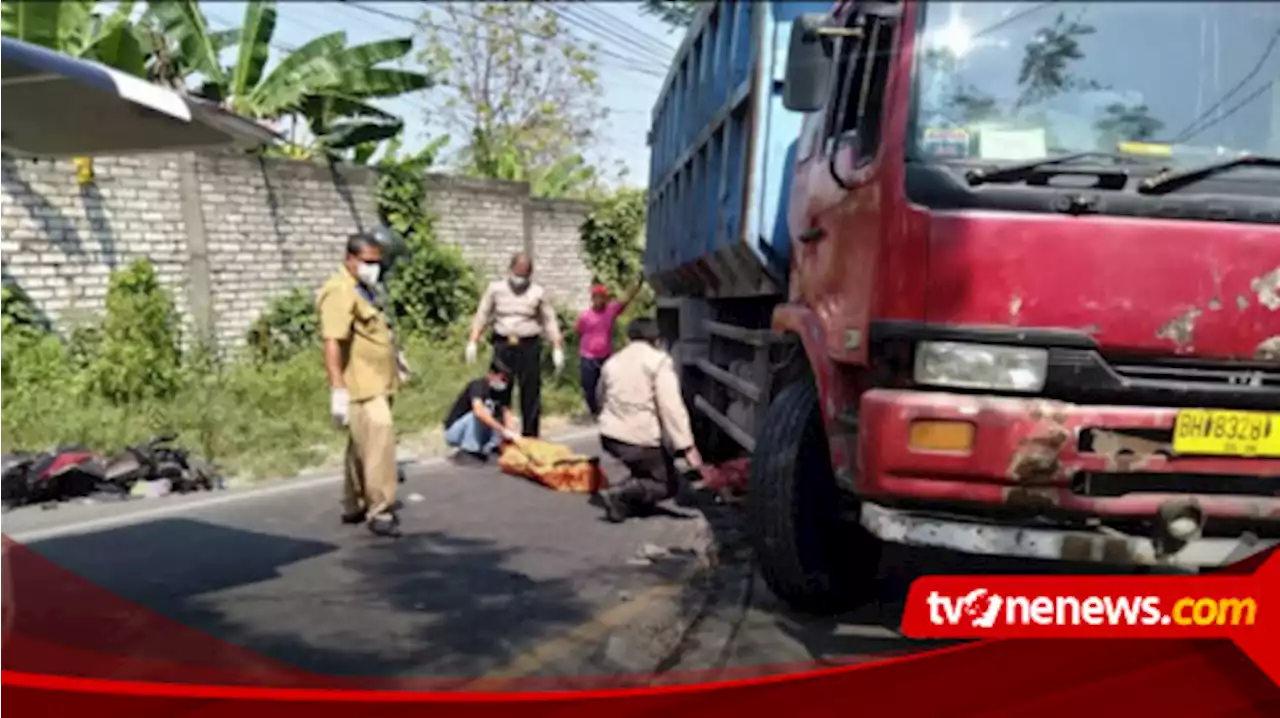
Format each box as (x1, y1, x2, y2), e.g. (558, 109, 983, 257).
(198, 1, 682, 185)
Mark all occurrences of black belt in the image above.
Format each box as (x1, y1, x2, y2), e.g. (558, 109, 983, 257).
(492, 333, 540, 346)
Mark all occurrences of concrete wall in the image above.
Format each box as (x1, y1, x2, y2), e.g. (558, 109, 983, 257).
(1, 153, 594, 349)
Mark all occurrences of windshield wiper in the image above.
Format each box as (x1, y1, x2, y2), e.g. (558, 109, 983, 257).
(966, 152, 1157, 187)
(1138, 155, 1280, 195)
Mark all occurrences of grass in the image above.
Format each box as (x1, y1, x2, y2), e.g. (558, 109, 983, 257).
(0, 328, 587, 481)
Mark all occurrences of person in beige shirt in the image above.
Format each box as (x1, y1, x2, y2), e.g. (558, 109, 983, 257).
(466, 252, 564, 438)
(317, 232, 403, 538)
(595, 317, 703, 523)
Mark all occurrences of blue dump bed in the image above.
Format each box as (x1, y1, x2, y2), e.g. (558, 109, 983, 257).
(645, 1, 831, 298)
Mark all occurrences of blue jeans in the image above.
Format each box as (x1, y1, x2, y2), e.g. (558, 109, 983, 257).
(445, 413, 501, 455)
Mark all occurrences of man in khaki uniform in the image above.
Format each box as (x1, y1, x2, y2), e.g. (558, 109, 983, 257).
(318, 233, 402, 537)
(595, 317, 703, 523)
(465, 252, 564, 438)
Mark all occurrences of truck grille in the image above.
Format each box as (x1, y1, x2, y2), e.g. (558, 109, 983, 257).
(1110, 361, 1280, 390)
(1042, 351, 1279, 410)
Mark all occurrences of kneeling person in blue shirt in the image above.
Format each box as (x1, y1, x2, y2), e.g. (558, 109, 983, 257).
(445, 358, 518, 465)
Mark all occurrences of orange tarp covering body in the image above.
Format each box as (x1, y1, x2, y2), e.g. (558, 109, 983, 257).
(497, 438, 609, 494)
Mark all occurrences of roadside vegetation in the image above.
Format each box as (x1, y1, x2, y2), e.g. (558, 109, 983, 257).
(0, 0, 649, 479)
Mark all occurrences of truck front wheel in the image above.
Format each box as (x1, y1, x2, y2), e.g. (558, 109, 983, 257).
(747, 376, 881, 614)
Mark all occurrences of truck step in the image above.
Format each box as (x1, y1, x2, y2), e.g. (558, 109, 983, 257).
(695, 358, 762, 402)
(704, 320, 771, 347)
(693, 394, 756, 452)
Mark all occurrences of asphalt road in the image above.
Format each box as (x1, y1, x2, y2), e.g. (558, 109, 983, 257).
(3, 431, 718, 681)
(3, 430, 1098, 686)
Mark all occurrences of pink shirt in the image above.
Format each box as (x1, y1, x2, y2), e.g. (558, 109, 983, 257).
(577, 301, 624, 359)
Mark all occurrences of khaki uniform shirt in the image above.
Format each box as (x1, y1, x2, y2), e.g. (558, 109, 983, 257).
(317, 269, 399, 402)
(470, 279, 562, 344)
(597, 341, 695, 451)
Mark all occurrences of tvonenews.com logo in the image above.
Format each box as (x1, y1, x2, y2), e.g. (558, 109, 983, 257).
(926, 589, 1258, 629)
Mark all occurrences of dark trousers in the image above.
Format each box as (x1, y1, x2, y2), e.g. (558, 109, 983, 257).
(600, 435, 676, 508)
(579, 356, 605, 417)
(494, 335, 542, 437)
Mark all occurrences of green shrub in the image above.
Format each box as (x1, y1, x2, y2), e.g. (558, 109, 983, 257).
(245, 288, 319, 363)
(1, 283, 51, 338)
(386, 233, 481, 335)
(579, 187, 646, 291)
(88, 260, 183, 403)
(376, 137, 482, 335)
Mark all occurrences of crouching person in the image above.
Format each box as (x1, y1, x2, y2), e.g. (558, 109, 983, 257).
(445, 358, 519, 465)
(595, 317, 702, 523)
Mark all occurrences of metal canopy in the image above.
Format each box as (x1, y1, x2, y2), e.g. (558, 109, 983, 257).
(1, 37, 278, 157)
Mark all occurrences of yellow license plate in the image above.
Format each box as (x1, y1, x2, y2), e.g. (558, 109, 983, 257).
(1173, 409, 1280, 458)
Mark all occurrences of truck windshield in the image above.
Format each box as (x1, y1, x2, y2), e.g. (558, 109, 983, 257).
(912, 1, 1280, 167)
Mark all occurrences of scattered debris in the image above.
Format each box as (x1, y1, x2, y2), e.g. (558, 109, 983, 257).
(639, 543, 671, 560)
(131, 479, 172, 499)
(627, 557, 654, 567)
(407, 492, 426, 503)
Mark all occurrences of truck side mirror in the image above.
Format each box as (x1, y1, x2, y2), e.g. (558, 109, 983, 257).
(782, 14, 836, 113)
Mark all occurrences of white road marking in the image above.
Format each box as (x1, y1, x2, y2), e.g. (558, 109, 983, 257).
(4, 427, 600, 544)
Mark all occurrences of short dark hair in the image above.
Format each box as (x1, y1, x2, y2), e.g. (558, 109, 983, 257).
(346, 232, 379, 256)
(488, 357, 512, 377)
(626, 317, 661, 342)
(509, 251, 532, 270)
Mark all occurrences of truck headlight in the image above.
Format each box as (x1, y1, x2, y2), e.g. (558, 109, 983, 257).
(913, 341, 1048, 393)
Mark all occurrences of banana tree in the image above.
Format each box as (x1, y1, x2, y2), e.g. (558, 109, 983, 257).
(1, 0, 148, 183)
(297, 38, 433, 157)
(147, 0, 430, 159)
(1, 0, 146, 76)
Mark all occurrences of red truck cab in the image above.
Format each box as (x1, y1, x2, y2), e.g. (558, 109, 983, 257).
(751, 0, 1280, 611)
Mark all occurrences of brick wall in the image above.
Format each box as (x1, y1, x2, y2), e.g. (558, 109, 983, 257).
(1, 153, 594, 349)
(196, 153, 379, 345)
(530, 197, 595, 309)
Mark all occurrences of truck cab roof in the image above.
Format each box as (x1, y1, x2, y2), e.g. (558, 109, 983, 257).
(1, 37, 278, 157)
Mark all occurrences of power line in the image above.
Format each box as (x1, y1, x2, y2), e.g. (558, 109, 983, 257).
(577, 3, 677, 59)
(1178, 79, 1276, 143)
(1171, 29, 1280, 143)
(540, 1, 673, 67)
(337, 0, 667, 80)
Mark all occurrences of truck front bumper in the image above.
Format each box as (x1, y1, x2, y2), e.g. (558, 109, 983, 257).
(854, 390, 1280, 566)
(858, 502, 1275, 568)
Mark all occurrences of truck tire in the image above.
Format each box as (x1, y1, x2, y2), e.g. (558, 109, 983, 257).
(747, 376, 881, 614)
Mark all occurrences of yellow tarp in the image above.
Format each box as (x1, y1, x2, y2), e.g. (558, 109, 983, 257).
(497, 438, 609, 494)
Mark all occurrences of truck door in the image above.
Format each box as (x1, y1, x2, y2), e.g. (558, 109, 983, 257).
(792, 5, 899, 366)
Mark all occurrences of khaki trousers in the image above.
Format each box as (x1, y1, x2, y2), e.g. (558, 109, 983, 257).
(343, 395, 397, 520)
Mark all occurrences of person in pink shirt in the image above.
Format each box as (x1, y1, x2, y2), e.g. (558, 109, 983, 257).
(576, 280, 643, 417)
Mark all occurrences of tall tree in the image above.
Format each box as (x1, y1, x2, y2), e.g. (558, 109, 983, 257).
(639, 0, 701, 30)
(417, 1, 609, 197)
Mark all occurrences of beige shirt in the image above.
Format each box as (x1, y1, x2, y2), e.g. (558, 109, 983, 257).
(596, 341, 695, 451)
(470, 279, 562, 343)
(317, 269, 399, 402)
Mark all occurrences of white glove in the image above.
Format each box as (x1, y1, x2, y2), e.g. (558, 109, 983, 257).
(465, 341, 478, 364)
(330, 388, 349, 427)
(501, 428, 519, 442)
(552, 346, 565, 373)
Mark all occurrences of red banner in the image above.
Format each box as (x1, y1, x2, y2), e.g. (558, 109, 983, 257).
(3, 535, 1279, 716)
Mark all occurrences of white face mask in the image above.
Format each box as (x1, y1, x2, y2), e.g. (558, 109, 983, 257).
(509, 274, 530, 291)
(356, 261, 381, 287)
(490, 380, 508, 393)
